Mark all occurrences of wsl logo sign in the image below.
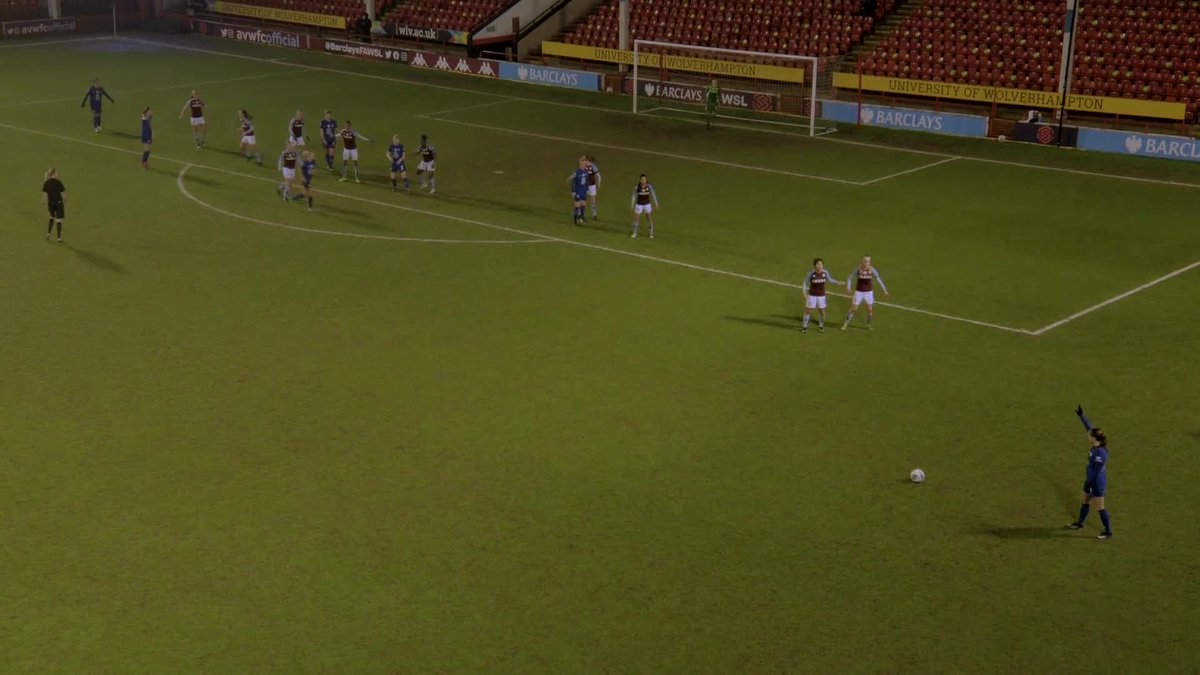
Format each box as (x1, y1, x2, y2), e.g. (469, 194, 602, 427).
(624, 79, 777, 111)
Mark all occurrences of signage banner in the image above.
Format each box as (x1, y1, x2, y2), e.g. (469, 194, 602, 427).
(2, 17, 77, 38)
(322, 38, 407, 62)
(210, 1, 345, 29)
(832, 72, 1186, 121)
(497, 62, 600, 91)
(405, 49, 497, 77)
(1078, 127, 1200, 162)
(823, 100, 988, 137)
(382, 22, 468, 45)
(203, 22, 307, 49)
(1013, 121, 1079, 146)
(624, 78, 779, 112)
(542, 41, 805, 84)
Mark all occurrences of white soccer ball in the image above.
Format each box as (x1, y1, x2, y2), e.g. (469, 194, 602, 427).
(997, 134, 1007, 142)
(910, 468, 926, 483)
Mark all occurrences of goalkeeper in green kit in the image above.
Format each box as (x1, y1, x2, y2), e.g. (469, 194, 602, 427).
(705, 78, 720, 129)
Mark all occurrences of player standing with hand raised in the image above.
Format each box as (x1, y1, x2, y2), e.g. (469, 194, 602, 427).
(179, 90, 207, 148)
(337, 120, 371, 184)
(1067, 406, 1114, 539)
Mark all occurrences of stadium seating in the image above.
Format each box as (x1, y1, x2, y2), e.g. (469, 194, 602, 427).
(382, 0, 510, 32)
(562, 0, 897, 57)
(856, 0, 1200, 120)
(209, 0, 373, 29)
(1, 0, 44, 20)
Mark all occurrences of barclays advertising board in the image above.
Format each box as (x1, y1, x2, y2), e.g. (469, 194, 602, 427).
(1078, 127, 1200, 163)
(497, 62, 600, 92)
(823, 100, 988, 137)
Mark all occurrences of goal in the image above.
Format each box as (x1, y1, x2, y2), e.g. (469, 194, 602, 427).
(631, 39, 831, 137)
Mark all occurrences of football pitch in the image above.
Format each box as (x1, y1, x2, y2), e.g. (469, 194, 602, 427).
(3, 32, 1200, 672)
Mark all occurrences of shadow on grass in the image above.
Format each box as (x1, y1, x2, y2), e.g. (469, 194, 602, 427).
(65, 244, 129, 274)
(724, 315, 798, 331)
(972, 526, 1069, 540)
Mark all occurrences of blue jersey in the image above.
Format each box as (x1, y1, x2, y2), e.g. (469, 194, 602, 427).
(388, 143, 406, 170)
(320, 119, 338, 146)
(82, 85, 113, 111)
(1079, 413, 1108, 484)
(140, 115, 153, 143)
(571, 168, 589, 198)
(301, 159, 316, 185)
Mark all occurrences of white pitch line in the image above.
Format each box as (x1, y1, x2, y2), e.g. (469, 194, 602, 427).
(418, 115, 864, 185)
(176, 164, 551, 244)
(122, 35, 1200, 192)
(858, 157, 959, 185)
(0, 121, 1031, 335)
(418, 98, 520, 118)
(0, 71, 298, 110)
(1031, 259, 1200, 335)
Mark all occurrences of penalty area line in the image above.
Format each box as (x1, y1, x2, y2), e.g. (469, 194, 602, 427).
(1031, 259, 1200, 335)
(857, 157, 959, 185)
(4, 120, 1029, 336)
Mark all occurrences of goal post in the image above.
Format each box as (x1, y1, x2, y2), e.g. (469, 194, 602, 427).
(631, 39, 829, 137)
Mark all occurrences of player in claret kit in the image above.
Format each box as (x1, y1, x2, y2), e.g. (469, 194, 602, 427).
(585, 156, 601, 220)
(416, 134, 436, 194)
(238, 109, 262, 165)
(179, 90, 207, 148)
(840, 255, 889, 331)
(337, 120, 371, 184)
(319, 110, 338, 171)
(287, 109, 307, 147)
(801, 258, 842, 334)
(630, 173, 659, 238)
(387, 135, 410, 192)
(277, 142, 299, 201)
(81, 78, 115, 132)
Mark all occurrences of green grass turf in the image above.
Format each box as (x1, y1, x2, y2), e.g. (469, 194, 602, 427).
(2, 32, 1200, 673)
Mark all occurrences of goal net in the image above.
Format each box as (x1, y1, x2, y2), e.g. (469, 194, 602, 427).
(631, 40, 832, 137)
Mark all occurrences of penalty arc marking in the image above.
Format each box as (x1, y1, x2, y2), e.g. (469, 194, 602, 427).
(175, 164, 553, 245)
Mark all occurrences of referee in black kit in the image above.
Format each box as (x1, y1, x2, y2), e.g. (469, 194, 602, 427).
(42, 168, 66, 243)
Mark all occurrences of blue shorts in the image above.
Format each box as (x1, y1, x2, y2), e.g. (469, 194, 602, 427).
(391, 162, 406, 173)
(322, 137, 336, 150)
(302, 176, 312, 188)
(141, 137, 152, 145)
(1083, 480, 1106, 497)
(90, 105, 103, 113)
(573, 190, 588, 201)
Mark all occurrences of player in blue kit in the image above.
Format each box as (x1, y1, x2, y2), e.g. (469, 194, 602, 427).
(1067, 406, 1114, 539)
(140, 107, 153, 169)
(568, 156, 590, 225)
(387, 135, 410, 192)
(81, 78, 115, 132)
(298, 150, 317, 212)
(319, 110, 338, 171)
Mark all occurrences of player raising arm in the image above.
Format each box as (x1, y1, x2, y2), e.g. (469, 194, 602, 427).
(840, 255, 889, 331)
(387, 135, 410, 193)
(416, 134, 436, 194)
(337, 120, 371, 184)
(81, 78, 115, 132)
(569, 156, 589, 226)
(239, 109, 262, 165)
(802, 258, 842, 334)
(179, 90, 206, 148)
(42, 168, 66, 242)
(630, 173, 659, 239)
(1067, 406, 1114, 539)
(319, 110, 338, 171)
